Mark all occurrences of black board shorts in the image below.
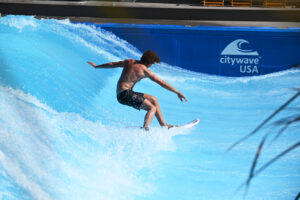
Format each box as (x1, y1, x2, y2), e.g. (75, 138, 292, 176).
(117, 90, 145, 110)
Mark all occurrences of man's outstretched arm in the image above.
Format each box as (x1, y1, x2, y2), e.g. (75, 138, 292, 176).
(144, 68, 188, 102)
(87, 60, 125, 68)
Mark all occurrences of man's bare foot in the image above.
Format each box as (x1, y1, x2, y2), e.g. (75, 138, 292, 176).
(141, 127, 150, 131)
(165, 124, 179, 129)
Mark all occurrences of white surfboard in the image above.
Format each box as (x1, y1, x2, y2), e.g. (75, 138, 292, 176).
(125, 118, 200, 130)
(178, 118, 200, 129)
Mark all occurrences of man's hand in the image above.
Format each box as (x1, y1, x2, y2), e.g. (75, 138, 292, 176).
(88, 61, 97, 68)
(177, 92, 188, 102)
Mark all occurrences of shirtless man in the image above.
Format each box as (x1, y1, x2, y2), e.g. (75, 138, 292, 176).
(88, 50, 187, 130)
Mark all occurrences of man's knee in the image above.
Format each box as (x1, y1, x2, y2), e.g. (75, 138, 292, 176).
(150, 96, 158, 105)
(149, 104, 156, 113)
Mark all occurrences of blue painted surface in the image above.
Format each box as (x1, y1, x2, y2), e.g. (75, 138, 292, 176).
(91, 23, 300, 76)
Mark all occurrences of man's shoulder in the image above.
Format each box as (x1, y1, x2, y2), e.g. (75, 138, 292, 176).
(126, 59, 145, 68)
(124, 59, 137, 67)
(125, 58, 136, 63)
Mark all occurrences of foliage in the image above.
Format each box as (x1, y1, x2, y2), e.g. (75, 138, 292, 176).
(228, 89, 300, 199)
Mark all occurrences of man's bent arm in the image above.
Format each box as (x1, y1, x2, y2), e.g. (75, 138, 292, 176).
(87, 60, 125, 68)
(145, 68, 188, 102)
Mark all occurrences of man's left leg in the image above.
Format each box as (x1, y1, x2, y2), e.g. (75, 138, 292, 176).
(143, 94, 174, 128)
(140, 98, 156, 129)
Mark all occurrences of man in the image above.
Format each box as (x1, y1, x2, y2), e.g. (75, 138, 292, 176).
(88, 50, 187, 130)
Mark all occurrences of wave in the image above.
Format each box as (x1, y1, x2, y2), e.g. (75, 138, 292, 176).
(0, 84, 193, 200)
(1, 15, 299, 200)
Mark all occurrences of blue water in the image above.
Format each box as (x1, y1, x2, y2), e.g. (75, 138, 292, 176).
(0, 15, 299, 200)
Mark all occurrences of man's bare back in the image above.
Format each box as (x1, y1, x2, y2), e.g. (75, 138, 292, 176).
(88, 50, 187, 130)
(117, 59, 148, 94)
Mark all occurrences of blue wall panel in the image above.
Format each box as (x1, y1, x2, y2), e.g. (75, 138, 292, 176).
(94, 23, 300, 77)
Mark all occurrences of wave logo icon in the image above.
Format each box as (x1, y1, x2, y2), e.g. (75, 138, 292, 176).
(221, 39, 259, 56)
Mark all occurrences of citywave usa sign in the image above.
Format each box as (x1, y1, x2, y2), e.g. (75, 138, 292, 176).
(220, 39, 261, 74)
(99, 23, 300, 76)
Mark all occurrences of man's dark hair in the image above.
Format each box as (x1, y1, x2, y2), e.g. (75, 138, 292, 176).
(141, 50, 160, 65)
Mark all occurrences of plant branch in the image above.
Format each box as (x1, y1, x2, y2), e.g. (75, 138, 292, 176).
(227, 91, 300, 151)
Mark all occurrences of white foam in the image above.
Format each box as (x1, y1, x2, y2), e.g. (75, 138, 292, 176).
(55, 18, 141, 59)
(0, 15, 141, 62)
(0, 85, 189, 199)
(0, 15, 38, 32)
(0, 150, 53, 200)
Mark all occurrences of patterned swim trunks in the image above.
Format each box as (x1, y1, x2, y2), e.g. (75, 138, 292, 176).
(117, 90, 145, 110)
